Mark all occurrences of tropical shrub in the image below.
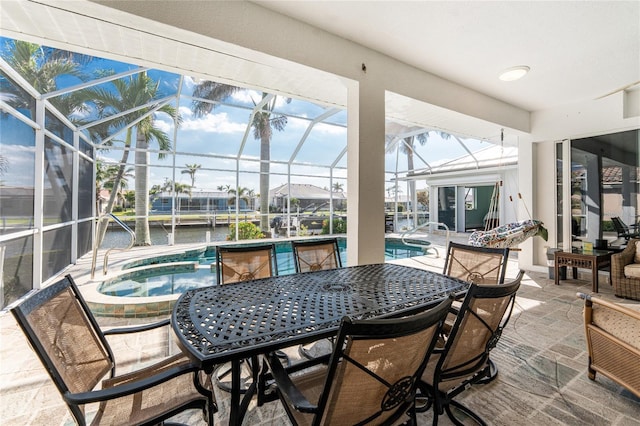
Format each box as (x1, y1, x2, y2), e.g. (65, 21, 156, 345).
(227, 222, 265, 240)
(602, 220, 614, 232)
(297, 223, 309, 236)
(322, 218, 347, 234)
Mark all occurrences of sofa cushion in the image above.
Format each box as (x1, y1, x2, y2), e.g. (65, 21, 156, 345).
(635, 240, 640, 263)
(624, 263, 640, 279)
(592, 304, 640, 351)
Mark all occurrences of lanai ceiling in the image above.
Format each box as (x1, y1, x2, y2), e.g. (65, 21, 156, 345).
(255, 0, 640, 113)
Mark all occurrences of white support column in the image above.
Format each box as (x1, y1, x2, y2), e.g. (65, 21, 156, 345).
(456, 186, 465, 232)
(71, 131, 79, 263)
(562, 140, 572, 251)
(33, 100, 45, 288)
(621, 167, 634, 224)
(346, 79, 385, 266)
(585, 154, 601, 241)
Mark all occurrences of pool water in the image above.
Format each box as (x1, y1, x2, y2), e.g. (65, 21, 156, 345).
(98, 264, 216, 297)
(99, 238, 428, 297)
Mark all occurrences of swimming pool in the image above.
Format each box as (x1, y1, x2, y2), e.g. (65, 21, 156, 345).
(97, 237, 429, 298)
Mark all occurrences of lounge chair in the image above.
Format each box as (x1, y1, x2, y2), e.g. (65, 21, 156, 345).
(611, 216, 640, 242)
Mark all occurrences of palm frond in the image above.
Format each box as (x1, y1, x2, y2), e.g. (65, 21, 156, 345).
(191, 81, 240, 117)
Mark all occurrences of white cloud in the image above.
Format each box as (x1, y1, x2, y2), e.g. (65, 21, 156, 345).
(154, 119, 172, 133)
(182, 76, 196, 91)
(231, 90, 290, 108)
(314, 122, 347, 136)
(231, 90, 260, 104)
(178, 106, 193, 118)
(0, 144, 35, 187)
(181, 112, 246, 133)
(286, 117, 309, 131)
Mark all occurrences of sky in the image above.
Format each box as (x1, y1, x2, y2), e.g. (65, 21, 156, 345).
(0, 36, 492, 194)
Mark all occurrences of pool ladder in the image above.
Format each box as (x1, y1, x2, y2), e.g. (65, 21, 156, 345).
(400, 221, 450, 258)
(91, 213, 136, 279)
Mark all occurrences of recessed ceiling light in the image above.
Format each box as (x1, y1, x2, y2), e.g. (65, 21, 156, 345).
(499, 66, 530, 82)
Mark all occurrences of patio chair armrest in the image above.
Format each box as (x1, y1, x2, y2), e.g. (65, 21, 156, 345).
(63, 359, 199, 405)
(265, 351, 317, 413)
(103, 318, 171, 335)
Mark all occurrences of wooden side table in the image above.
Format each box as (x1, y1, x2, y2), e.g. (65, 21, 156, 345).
(554, 249, 613, 293)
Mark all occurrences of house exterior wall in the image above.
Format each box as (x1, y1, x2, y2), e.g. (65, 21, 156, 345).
(426, 167, 519, 234)
(528, 94, 640, 270)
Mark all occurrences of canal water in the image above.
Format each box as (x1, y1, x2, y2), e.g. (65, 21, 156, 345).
(101, 217, 422, 249)
(102, 225, 231, 248)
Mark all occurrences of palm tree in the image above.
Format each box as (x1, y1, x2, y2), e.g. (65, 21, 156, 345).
(83, 71, 179, 246)
(0, 154, 7, 186)
(124, 190, 135, 211)
(246, 188, 256, 210)
(3, 40, 87, 118)
(166, 180, 191, 213)
(3, 40, 92, 224)
(332, 182, 344, 193)
(181, 163, 201, 202)
(387, 130, 450, 224)
(102, 165, 134, 210)
(192, 82, 288, 231)
(227, 186, 251, 209)
(252, 93, 289, 230)
(150, 179, 190, 213)
(402, 133, 427, 218)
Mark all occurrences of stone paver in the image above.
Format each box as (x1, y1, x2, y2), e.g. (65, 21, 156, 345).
(2, 234, 639, 425)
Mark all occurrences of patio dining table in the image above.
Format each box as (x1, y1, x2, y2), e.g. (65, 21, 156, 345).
(171, 263, 469, 425)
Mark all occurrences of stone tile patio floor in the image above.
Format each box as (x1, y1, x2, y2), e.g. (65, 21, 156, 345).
(1, 235, 639, 425)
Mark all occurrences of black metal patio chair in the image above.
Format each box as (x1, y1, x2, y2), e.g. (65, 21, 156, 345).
(291, 238, 343, 360)
(292, 238, 342, 273)
(10, 274, 216, 426)
(263, 296, 453, 426)
(213, 243, 286, 393)
(442, 242, 510, 383)
(443, 241, 509, 285)
(216, 243, 278, 285)
(417, 271, 524, 425)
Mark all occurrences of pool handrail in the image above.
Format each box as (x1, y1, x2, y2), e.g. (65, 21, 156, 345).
(91, 213, 136, 279)
(400, 221, 449, 258)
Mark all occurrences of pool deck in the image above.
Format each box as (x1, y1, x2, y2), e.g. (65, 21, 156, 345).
(2, 232, 640, 425)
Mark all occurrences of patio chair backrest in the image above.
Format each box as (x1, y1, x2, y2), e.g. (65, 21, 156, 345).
(291, 238, 342, 273)
(216, 243, 277, 285)
(437, 272, 522, 381)
(443, 241, 509, 285)
(11, 275, 114, 423)
(317, 296, 453, 425)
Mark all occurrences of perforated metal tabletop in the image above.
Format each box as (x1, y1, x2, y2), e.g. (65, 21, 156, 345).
(172, 263, 468, 364)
